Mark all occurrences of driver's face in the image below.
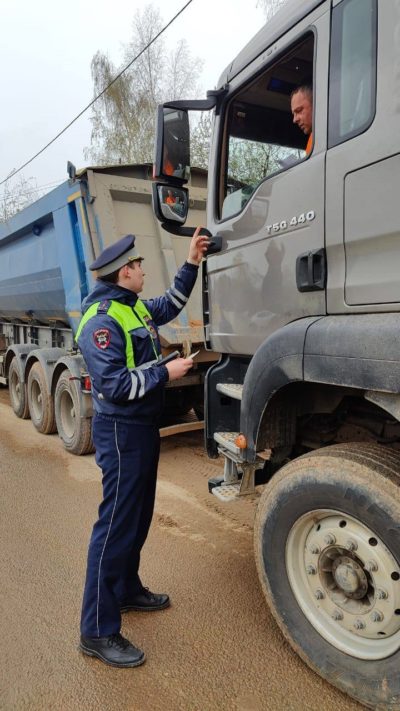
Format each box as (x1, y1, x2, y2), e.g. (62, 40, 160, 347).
(291, 91, 313, 136)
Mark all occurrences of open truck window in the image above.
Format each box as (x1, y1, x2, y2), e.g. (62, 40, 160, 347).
(220, 34, 314, 221)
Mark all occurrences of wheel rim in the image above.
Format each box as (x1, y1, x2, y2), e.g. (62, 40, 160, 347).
(286, 509, 400, 660)
(59, 388, 75, 439)
(30, 379, 43, 421)
(10, 368, 21, 407)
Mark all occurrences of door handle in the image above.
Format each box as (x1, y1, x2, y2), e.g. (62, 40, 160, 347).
(296, 248, 326, 292)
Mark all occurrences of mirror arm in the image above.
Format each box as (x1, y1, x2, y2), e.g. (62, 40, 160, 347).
(164, 86, 228, 115)
(161, 223, 212, 237)
(161, 223, 222, 254)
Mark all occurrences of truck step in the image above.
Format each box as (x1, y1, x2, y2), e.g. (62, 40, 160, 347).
(216, 383, 243, 400)
(214, 431, 241, 455)
(211, 483, 241, 502)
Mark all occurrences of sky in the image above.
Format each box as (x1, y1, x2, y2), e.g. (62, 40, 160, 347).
(0, 0, 266, 199)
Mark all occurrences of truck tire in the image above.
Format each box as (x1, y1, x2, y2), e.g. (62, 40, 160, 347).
(254, 443, 400, 710)
(54, 371, 94, 455)
(8, 357, 29, 419)
(27, 362, 56, 434)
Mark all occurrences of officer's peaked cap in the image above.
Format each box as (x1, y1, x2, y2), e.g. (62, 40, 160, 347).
(90, 234, 143, 277)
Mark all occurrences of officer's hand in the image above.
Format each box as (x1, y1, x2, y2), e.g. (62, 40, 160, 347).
(187, 226, 210, 266)
(165, 357, 194, 381)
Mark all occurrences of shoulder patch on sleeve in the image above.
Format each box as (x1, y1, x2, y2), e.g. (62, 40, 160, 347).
(93, 328, 111, 350)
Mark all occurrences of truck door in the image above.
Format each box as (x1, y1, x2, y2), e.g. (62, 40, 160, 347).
(326, 0, 400, 312)
(206, 2, 330, 356)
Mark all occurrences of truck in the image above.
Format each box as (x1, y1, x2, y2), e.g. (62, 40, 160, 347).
(0, 163, 212, 455)
(151, 0, 400, 707)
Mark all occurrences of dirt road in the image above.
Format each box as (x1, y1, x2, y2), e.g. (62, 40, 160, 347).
(0, 392, 360, 711)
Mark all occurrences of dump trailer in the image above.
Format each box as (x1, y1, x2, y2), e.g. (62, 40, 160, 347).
(0, 163, 212, 454)
(152, 0, 400, 708)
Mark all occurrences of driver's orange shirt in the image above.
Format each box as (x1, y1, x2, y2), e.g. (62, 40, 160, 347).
(164, 159, 174, 175)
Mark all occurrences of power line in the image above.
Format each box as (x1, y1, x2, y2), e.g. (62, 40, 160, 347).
(0, 179, 64, 199)
(0, 0, 193, 187)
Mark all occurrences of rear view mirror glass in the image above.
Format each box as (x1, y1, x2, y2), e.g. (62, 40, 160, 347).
(152, 183, 189, 225)
(154, 107, 190, 183)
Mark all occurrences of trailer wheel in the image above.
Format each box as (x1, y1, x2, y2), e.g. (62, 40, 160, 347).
(54, 371, 93, 455)
(254, 443, 400, 709)
(8, 357, 29, 419)
(27, 362, 56, 434)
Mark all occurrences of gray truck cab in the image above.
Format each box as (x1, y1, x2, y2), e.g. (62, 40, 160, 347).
(152, 1, 400, 707)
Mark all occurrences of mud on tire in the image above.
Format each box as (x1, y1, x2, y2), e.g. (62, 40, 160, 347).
(8, 357, 29, 419)
(254, 443, 400, 710)
(27, 362, 56, 434)
(54, 371, 94, 455)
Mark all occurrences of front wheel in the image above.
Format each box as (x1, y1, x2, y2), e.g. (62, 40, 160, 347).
(254, 443, 400, 709)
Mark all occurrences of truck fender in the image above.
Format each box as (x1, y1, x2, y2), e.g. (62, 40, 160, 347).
(303, 313, 400, 392)
(242, 313, 400, 460)
(51, 353, 93, 419)
(24, 348, 66, 390)
(241, 317, 322, 459)
(4, 344, 37, 381)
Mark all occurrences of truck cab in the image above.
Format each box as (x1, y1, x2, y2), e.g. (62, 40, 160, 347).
(152, 1, 400, 707)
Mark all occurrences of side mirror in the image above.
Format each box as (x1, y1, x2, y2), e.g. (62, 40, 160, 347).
(152, 183, 189, 225)
(154, 107, 190, 183)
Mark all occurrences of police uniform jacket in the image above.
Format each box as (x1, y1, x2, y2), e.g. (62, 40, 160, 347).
(77, 261, 198, 422)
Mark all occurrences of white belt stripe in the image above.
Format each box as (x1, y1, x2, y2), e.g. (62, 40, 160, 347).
(96, 420, 121, 636)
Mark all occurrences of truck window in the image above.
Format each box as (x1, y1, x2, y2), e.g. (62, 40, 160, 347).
(220, 35, 314, 221)
(328, 0, 377, 148)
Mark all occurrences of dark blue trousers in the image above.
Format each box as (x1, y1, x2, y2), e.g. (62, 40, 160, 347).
(80, 413, 160, 637)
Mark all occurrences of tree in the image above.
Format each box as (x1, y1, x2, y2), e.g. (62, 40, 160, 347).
(0, 174, 42, 222)
(85, 5, 204, 166)
(256, 0, 289, 21)
(190, 112, 213, 171)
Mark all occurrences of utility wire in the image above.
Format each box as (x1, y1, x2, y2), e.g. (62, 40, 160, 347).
(0, 0, 193, 187)
(0, 179, 64, 199)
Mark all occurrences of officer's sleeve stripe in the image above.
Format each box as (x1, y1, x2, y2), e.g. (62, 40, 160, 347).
(128, 371, 145, 400)
(166, 290, 182, 309)
(170, 285, 188, 304)
(137, 370, 145, 398)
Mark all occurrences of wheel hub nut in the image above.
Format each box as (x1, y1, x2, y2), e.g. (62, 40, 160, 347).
(309, 544, 320, 554)
(377, 589, 388, 600)
(324, 534, 336, 545)
(366, 560, 378, 573)
(315, 589, 324, 600)
(346, 539, 358, 552)
(371, 610, 383, 623)
(354, 619, 366, 630)
(306, 565, 317, 575)
(332, 609, 343, 621)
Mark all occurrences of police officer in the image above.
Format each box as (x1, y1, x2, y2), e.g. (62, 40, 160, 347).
(77, 227, 209, 668)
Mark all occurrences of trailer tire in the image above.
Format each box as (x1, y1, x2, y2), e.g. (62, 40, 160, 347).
(54, 371, 94, 455)
(27, 362, 56, 434)
(8, 357, 29, 419)
(254, 443, 400, 710)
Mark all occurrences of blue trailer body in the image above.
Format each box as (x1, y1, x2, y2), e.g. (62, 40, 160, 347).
(0, 180, 95, 334)
(0, 164, 210, 454)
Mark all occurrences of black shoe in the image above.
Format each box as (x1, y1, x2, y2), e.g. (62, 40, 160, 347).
(120, 587, 170, 612)
(79, 633, 145, 668)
